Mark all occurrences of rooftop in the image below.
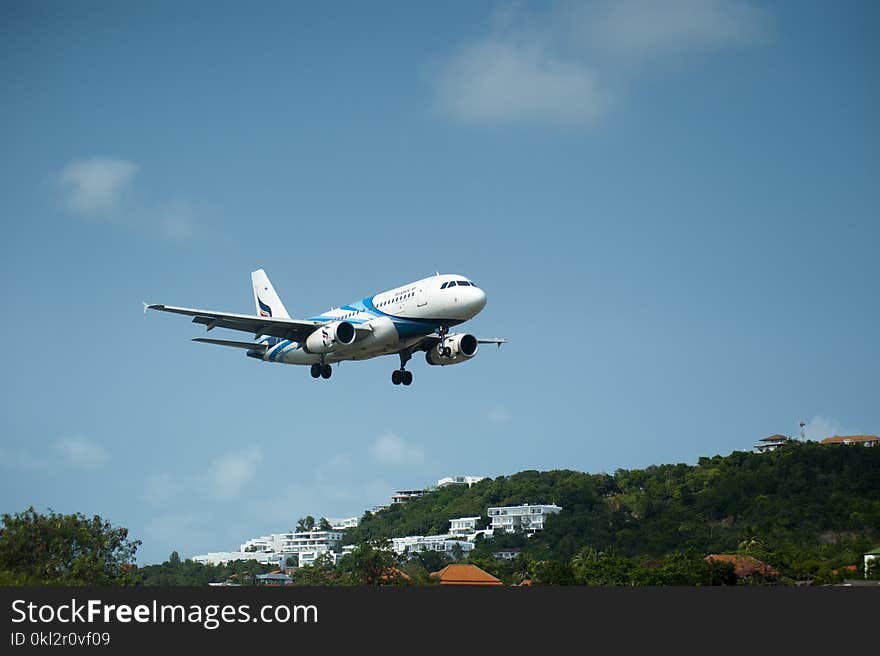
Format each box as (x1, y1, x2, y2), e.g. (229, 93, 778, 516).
(820, 435, 879, 444)
(430, 564, 503, 586)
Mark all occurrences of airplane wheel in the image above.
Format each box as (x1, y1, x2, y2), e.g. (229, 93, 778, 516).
(402, 370, 413, 386)
(321, 364, 332, 379)
(310, 363, 321, 378)
(391, 370, 402, 385)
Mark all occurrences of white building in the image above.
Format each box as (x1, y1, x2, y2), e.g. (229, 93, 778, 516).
(448, 516, 480, 537)
(437, 475, 485, 488)
(391, 535, 474, 559)
(866, 547, 880, 577)
(191, 551, 283, 567)
(391, 489, 427, 504)
(754, 434, 790, 453)
(239, 536, 275, 552)
(327, 516, 360, 530)
(276, 530, 344, 567)
(487, 504, 562, 534)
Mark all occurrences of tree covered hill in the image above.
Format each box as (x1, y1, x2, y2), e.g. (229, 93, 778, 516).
(348, 442, 880, 567)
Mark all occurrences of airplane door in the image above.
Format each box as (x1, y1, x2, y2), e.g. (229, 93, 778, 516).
(416, 288, 427, 307)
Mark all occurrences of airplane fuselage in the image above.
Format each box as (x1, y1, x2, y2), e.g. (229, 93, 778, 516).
(260, 274, 487, 365)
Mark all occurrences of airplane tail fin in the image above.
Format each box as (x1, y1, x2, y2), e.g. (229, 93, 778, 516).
(251, 269, 291, 319)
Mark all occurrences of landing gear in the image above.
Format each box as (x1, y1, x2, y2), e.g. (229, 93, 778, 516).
(438, 323, 452, 357)
(310, 362, 332, 380)
(391, 369, 413, 386)
(392, 349, 413, 386)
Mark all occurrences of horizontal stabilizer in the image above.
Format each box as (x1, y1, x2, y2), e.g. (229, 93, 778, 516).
(192, 338, 268, 352)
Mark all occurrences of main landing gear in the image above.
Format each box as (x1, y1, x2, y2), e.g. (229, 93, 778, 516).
(310, 362, 332, 379)
(392, 349, 413, 386)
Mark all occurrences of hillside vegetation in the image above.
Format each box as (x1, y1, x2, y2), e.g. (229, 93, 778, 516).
(348, 442, 880, 580)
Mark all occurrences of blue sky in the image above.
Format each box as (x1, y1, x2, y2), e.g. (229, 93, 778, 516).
(1, 1, 877, 564)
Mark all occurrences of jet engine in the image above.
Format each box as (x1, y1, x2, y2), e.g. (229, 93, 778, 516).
(305, 321, 356, 353)
(425, 333, 478, 365)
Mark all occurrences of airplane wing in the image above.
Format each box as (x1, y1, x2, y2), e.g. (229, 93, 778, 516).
(192, 338, 269, 351)
(146, 304, 372, 342)
(414, 334, 507, 351)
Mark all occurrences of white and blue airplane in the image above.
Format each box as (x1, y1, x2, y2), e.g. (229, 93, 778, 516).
(146, 270, 505, 385)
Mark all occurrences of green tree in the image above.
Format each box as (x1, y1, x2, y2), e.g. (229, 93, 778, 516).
(297, 516, 316, 532)
(318, 517, 333, 531)
(292, 553, 337, 586)
(169, 551, 181, 565)
(341, 541, 403, 585)
(531, 559, 575, 585)
(0, 507, 141, 585)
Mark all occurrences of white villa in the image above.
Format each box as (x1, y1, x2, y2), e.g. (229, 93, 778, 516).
(487, 504, 562, 534)
(437, 475, 485, 488)
(192, 551, 283, 567)
(390, 535, 475, 558)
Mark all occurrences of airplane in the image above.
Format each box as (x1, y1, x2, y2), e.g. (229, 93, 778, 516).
(145, 270, 505, 385)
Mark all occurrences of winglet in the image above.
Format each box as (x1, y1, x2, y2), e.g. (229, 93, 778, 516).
(143, 302, 149, 315)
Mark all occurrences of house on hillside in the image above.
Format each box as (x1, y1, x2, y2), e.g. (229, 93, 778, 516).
(256, 572, 292, 586)
(487, 504, 562, 534)
(493, 548, 522, 561)
(820, 435, 879, 448)
(391, 489, 427, 504)
(754, 434, 790, 453)
(865, 547, 880, 577)
(430, 564, 503, 586)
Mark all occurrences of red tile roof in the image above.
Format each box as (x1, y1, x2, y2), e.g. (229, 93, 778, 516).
(821, 435, 879, 445)
(430, 564, 503, 586)
(760, 434, 789, 442)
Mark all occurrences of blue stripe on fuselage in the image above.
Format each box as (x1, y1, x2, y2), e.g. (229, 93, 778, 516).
(301, 295, 467, 345)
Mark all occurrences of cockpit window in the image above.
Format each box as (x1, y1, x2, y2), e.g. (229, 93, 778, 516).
(440, 282, 449, 289)
(447, 281, 457, 287)
(457, 280, 470, 286)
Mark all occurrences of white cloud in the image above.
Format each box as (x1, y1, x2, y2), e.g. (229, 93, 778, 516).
(435, 40, 609, 126)
(803, 416, 860, 442)
(369, 433, 426, 467)
(204, 447, 262, 499)
(54, 436, 109, 470)
(432, 0, 769, 126)
(57, 157, 138, 215)
(55, 156, 199, 240)
(587, 0, 769, 58)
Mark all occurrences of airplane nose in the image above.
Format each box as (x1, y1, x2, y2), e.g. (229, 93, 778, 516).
(472, 287, 487, 312)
